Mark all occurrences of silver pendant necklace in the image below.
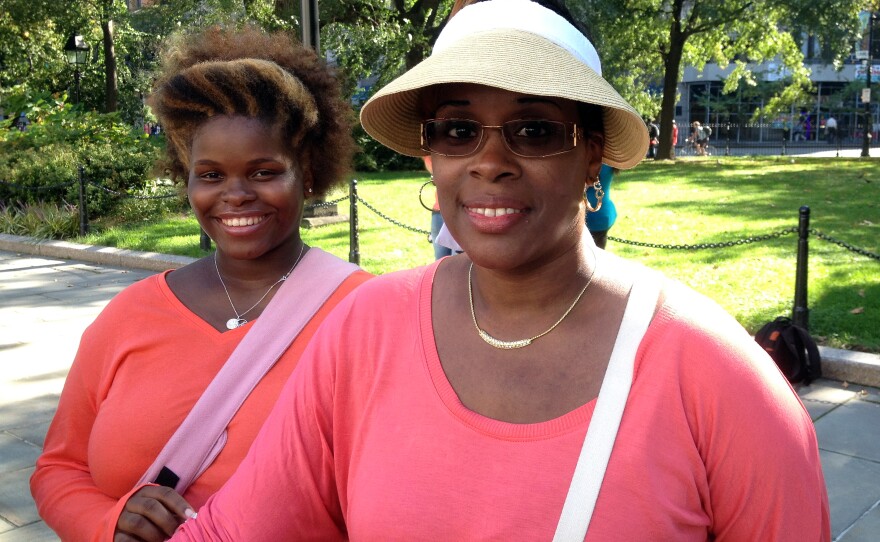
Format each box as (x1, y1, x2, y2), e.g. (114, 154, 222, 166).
(468, 247, 597, 349)
(214, 244, 306, 330)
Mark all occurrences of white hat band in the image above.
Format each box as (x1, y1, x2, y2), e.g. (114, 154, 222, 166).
(434, 0, 602, 76)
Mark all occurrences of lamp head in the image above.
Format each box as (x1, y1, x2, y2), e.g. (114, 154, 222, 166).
(64, 32, 90, 66)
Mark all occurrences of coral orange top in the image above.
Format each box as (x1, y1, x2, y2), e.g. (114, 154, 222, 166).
(31, 267, 370, 542)
(174, 260, 829, 541)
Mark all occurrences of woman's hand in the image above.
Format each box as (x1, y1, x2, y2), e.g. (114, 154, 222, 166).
(114, 485, 195, 542)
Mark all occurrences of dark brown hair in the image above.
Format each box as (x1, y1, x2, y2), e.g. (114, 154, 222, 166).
(148, 25, 357, 196)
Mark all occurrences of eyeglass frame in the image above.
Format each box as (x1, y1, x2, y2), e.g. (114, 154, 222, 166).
(419, 118, 583, 158)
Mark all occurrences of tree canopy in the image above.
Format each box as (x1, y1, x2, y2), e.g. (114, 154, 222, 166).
(579, 0, 865, 160)
(0, 0, 871, 164)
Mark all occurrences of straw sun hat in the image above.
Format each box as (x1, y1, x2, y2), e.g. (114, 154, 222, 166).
(360, 0, 649, 170)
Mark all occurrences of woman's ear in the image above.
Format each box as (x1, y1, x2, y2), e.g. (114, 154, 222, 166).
(584, 131, 605, 175)
(422, 155, 433, 174)
(300, 170, 315, 197)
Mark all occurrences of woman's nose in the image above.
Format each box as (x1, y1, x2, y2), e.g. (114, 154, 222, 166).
(222, 176, 256, 204)
(469, 128, 519, 182)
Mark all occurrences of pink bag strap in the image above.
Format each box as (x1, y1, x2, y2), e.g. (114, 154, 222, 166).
(137, 248, 359, 493)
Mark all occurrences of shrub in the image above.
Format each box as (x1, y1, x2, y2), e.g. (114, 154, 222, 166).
(0, 144, 79, 208)
(0, 202, 79, 239)
(352, 124, 423, 172)
(0, 87, 160, 221)
(94, 179, 187, 229)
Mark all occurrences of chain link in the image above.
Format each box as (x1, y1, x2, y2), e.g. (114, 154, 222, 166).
(0, 178, 76, 192)
(306, 195, 348, 209)
(609, 227, 798, 250)
(354, 194, 431, 235)
(88, 181, 180, 200)
(810, 229, 880, 260)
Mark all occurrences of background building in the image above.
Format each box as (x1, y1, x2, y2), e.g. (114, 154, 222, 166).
(677, 11, 878, 145)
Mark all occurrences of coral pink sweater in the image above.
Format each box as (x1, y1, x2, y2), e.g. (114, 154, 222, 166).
(31, 268, 370, 542)
(175, 261, 829, 541)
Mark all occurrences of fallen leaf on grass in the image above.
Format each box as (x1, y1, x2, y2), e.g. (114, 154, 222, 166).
(861, 220, 874, 226)
(850, 307, 864, 314)
(859, 289, 866, 297)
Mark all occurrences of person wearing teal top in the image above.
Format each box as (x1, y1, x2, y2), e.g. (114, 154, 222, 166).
(586, 163, 616, 249)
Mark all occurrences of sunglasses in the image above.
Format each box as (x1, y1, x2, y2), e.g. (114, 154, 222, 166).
(420, 118, 582, 158)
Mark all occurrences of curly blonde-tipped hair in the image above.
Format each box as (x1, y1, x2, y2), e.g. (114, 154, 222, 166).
(148, 25, 357, 197)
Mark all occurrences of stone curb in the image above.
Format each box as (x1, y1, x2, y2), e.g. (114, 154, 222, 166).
(2, 233, 878, 388)
(819, 346, 880, 388)
(0, 233, 195, 272)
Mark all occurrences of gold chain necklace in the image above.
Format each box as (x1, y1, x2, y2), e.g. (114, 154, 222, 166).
(215, 243, 306, 330)
(467, 254, 597, 350)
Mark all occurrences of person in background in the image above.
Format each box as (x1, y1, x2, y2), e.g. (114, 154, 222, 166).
(30, 25, 370, 542)
(691, 120, 708, 156)
(173, 1, 829, 539)
(585, 163, 616, 249)
(424, 155, 453, 259)
(647, 118, 659, 158)
(16, 112, 29, 131)
(825, 115, 838, 144)
(671, 119, 679, 156)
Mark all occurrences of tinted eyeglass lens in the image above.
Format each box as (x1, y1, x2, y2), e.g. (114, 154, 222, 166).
(424, 119, 482, 155)
(505, 120, 568, 156)
(423, 119, 573, 157)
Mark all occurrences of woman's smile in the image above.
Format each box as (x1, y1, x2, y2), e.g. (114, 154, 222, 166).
(219, 215, 267, 228)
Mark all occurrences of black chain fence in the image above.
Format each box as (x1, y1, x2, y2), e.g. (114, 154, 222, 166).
(354, 194, 430, 236)
(609, 227, 799, 251)
(0, 178, 77, 192)
(609, 227, 878, 261)
(88, 181, 180, 200)
(2, 173, 877, 267)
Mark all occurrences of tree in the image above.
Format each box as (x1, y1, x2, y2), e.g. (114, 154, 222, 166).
(579, 0, 864, 160)
(321, 0, 453, 92)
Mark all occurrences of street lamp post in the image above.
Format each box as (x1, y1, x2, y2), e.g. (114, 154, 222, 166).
(64, 32, 90, 235)
(862, 13, 876, 158)
(300, 0, 320, 54)
(63, 32, 90, 105)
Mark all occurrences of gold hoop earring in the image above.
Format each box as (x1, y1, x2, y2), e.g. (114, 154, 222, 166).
(584, 178, 604, 213)
(418, 175, 435, 211)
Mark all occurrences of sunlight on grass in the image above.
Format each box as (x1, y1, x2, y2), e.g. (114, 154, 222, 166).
(78, 158, 880, 351)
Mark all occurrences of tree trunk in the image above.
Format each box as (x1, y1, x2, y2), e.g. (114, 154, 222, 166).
(657, 39, 685, 160)
(403, 0, 445, 69)
(102, 14, 118, 112)
(656, 1, 687, 161)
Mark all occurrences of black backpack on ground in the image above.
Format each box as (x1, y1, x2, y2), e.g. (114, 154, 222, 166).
(754, 317, 822, 385)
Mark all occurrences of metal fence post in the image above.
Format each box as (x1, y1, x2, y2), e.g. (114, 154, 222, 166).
(792, 205, 810, 329)
(781, 136, 786, 156)
(199, 229, 212, 251)
(77, 165, 88, 235)
(349, 178, 360, 265)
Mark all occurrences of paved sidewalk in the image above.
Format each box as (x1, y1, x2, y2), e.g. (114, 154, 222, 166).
(1, 248, 879, 541)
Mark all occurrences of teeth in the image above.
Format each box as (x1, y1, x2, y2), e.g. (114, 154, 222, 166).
(471, 207, 521, 217)
(222, 216, 264, 227)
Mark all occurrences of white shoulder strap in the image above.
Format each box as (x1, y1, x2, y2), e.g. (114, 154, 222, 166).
(552, 276, 661, 541)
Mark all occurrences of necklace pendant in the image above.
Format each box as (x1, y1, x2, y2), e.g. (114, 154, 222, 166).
(478, 329, 533, 350)
(226, 318, 246, 330)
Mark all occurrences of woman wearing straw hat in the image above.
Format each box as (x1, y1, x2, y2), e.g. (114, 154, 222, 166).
(172, 1, 828, 539)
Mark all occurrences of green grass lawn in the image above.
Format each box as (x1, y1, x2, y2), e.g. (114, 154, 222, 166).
(80, 157, 880, 352)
